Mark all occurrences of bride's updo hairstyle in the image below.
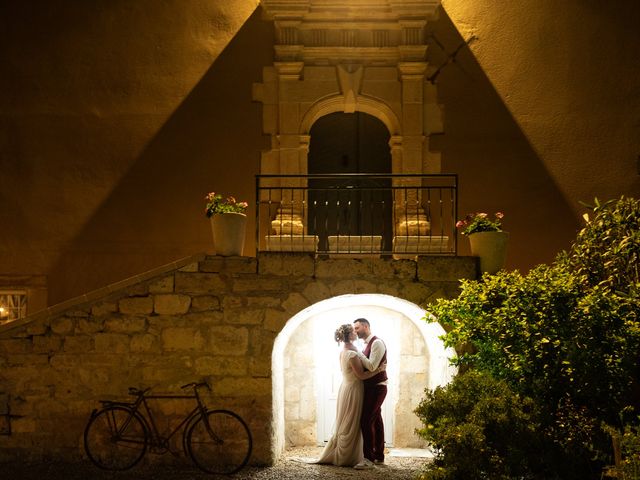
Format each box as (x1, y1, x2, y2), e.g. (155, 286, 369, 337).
(334, 324, 353, 344)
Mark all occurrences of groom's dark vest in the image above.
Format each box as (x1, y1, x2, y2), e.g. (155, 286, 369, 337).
(362, 336, 387, 387)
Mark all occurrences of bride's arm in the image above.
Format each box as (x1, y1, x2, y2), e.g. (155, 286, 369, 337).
(349, 355, 386, 380)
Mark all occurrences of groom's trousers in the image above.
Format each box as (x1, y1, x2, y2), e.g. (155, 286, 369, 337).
(361, 384, 387, 462)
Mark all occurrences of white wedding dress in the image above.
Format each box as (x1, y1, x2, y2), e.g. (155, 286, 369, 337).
(314, 349, 365, 467)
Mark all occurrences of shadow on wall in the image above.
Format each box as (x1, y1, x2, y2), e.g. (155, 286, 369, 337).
(47, 7, 273, 304)
(427, 6, 580, 271)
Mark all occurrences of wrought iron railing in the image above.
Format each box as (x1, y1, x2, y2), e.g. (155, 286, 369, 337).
(256, 174, 457, 257)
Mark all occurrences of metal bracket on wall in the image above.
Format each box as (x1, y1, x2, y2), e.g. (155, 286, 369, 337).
(0, 394, 23, 436)
(426, 33, 477, 84)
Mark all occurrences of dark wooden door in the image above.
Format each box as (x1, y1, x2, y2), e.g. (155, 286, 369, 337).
(308, 112, 392, 251)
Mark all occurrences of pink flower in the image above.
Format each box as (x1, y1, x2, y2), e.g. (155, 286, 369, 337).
(204, 191, 248, 216)
(455, 211, 504, 235)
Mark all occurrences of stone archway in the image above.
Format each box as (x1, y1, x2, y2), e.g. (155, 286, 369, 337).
(253, 65, 442, 179)
(300, 92, 401, 138)
(270, 293, 456, 459)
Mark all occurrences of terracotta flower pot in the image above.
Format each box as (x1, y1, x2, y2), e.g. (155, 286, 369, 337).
(468, 231, 509, 274)
(210, 212, 247, 256)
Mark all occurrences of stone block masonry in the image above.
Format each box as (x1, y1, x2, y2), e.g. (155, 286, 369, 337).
(0, 253, 476, 466)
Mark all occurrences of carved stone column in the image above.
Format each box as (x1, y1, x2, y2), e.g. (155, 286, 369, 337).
(395, 61, 430, 238)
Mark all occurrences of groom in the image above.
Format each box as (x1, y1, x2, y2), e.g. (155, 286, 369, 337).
(353, 317, 387, 468)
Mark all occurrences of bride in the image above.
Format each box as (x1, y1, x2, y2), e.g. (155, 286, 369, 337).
(313, 323, 386, 467)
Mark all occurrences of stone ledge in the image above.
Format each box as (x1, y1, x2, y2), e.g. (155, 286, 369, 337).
(0, 254, 206, 337)
(257, 252, 315, 276)
(313, 258, 377, 278)
(416, 256, 478, 282)
(199, 256, 257, 274)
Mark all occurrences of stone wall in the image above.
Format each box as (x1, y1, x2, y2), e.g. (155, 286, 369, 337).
(283, 318, 316, 446)
(0, 253, 475, 465)
(395, 317, 431, 447)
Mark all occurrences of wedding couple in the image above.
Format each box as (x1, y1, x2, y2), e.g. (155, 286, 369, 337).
(314, 318, 388, 470)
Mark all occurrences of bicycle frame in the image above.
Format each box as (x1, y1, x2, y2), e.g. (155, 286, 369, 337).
(139, 394, 208, 448)
(100, 387, 210, 449)
(85, 382, 252, 474)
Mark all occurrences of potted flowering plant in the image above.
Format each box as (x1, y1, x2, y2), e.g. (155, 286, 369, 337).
(456, 211, 508, 274)
(205, 192, 249, 256)
(205, 192, 248, 217)
(455, 212, 504, 235)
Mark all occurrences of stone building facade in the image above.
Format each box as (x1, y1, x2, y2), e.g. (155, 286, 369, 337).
(0, 253, 474, 465)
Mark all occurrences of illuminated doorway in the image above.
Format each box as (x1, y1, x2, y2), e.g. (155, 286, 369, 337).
(313, 305, 399, 446)
(271, 294, 456, 457)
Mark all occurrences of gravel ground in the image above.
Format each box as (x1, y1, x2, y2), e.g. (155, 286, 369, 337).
(1, 446, 431, 480)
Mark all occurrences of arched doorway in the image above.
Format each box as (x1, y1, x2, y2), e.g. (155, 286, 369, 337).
(307, 112, 393, 252)
(255, 1, 445, 221)
(312, 303, 400, 446)
(270, 294, 456, 458)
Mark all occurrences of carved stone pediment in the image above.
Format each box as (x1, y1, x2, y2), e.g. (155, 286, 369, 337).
(261, 0, 440, 65)
(261, 0, 440, 20)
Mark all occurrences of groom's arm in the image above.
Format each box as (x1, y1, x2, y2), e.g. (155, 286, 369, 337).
(358, 339, 385, 370)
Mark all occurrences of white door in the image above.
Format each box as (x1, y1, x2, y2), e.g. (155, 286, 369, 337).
(315, 312, 397, 446)
(315, 330, 341, 443)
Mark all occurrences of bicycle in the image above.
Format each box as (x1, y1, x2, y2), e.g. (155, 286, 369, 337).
(83, 381, 252, 475)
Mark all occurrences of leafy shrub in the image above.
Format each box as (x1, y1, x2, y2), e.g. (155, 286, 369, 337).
(415, 370, 541, 480)
(565, 196, 640, 293)
(422, 196, 640, 478)
(602, 421, 640, 480)
(621, 424, 640, 480)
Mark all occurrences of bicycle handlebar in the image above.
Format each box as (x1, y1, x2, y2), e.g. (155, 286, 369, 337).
(180, 381, 211, 392)
(128, 387, 151, 396)
(126, 383, 210, 397)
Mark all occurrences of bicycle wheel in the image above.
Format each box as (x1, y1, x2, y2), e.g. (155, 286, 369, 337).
(186, 409, 252, 474)
(84, 405, 148, 470)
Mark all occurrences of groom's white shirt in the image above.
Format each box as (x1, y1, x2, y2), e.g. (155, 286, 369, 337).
(358, 334, 388, 386)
